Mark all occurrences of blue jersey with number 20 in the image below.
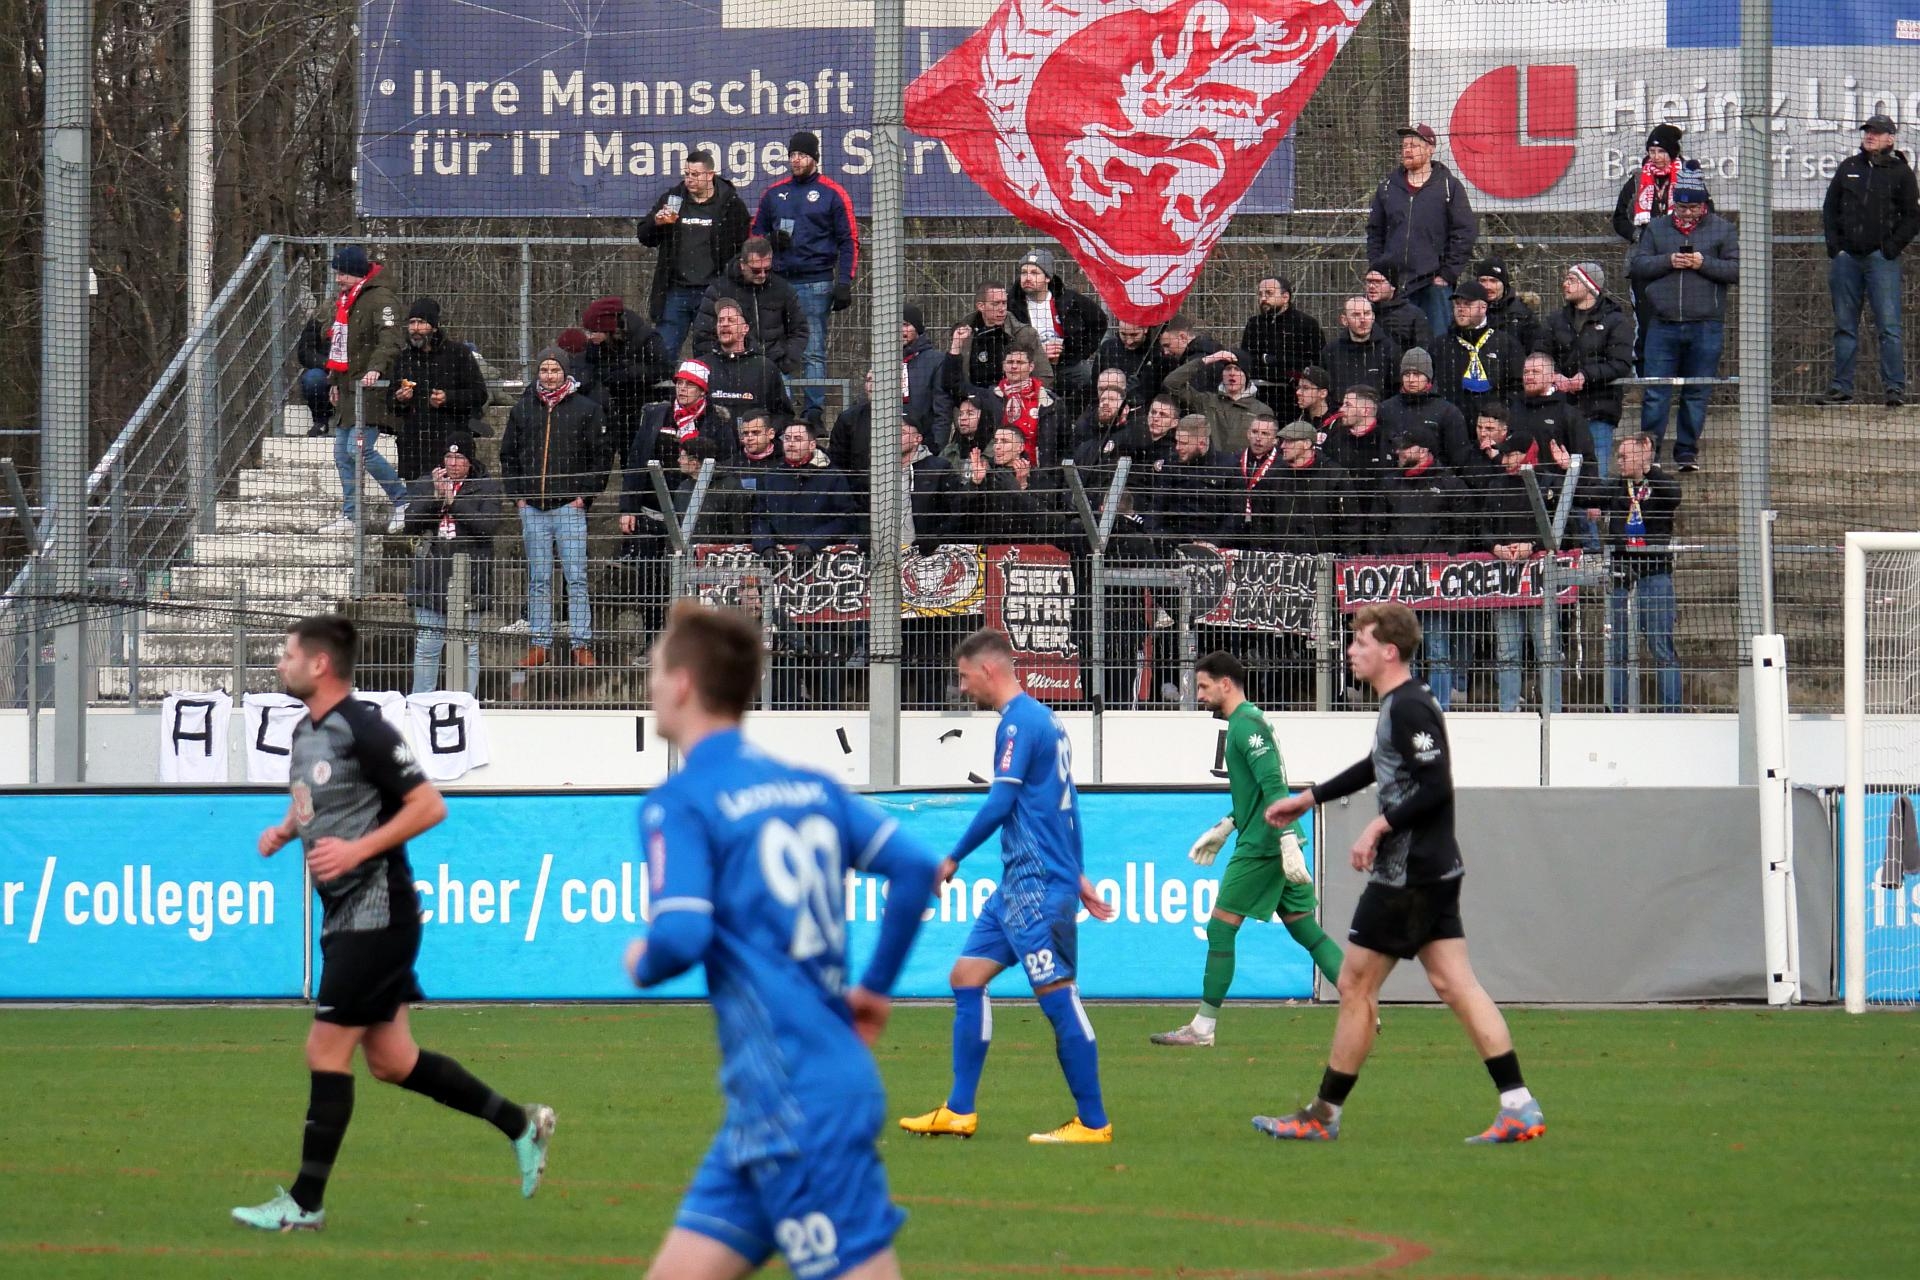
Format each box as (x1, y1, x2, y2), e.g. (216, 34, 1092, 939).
(640, 728, 935, 1167)
(989, 693, 1084, 891)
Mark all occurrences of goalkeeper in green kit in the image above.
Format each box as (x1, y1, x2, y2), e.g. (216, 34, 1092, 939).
(1151, 652, 1345, 1047)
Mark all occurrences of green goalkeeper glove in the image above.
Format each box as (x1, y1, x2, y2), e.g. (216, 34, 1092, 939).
(1188, 816, 1235, 866)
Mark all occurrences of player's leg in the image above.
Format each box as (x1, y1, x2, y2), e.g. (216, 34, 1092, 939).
(902, 894, 1012, 1135)
(1253, 942, 1396, 1142)
(1418, 935, 1545, 1143)
(1029, 901, 1110, 1142)
(1152, 906, 1241, 1046)
(1278, 874, 1343, 988)
(759, 1093, 909, 1276)
(364, 1006, 558, 1195)
(647, 1228, 760, 1280)
(655, 1136, 771, 1279)
(232, 1016, 363, 1230)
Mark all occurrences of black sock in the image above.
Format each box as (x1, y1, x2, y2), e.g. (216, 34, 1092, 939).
(289, 1071, 354, 1213)
(400, 1049, 527, 1139)
(1317, 1066, 1359, 1108)
(1484, 1050, 1525, 1094)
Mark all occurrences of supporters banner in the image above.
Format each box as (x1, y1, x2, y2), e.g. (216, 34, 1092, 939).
(1178, 543, 1319, 638)
(691, 542, 989, 623)
(985, 544, 1086, 701)
(0, 790, 1318, 1001)
(1335, 552, 1584, 613)
(357, 0, 1299, 220)
(1408, 0, 1920, 211)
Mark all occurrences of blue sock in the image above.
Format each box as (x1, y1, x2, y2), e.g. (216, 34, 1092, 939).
(946, 987, 991, 1114)
(1036, 985, 1107, 1129)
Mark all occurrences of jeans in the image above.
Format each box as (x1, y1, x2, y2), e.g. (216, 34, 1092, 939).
(1608, 573, 1682, 710)
(1494, 609, 1560, 713)
(412, 607, 480, 695)
(1407, 281, 1454, 345)
(656, 286, 703, 365)
(792, 279, 834, 413)
(1830, 249, 1905, 394)
(1417, 610, 1469, 709)
(1638, 318, 1724, 461)
(299, 368, 333, 429)
(519, 503, 592, 649)
(333, 424, 407, 520)
(1579, 419, 1615, 549)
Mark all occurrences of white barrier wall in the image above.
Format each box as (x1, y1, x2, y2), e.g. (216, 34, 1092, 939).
(0, 707, 1849, 790)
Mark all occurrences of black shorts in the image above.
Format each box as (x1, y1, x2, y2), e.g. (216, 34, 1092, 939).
(1347, 877, 1465, 961)
(315, 926, 424, 1027)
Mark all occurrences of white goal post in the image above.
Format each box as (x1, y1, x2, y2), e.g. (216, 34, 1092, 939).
(1842, 532, 1920, 1013)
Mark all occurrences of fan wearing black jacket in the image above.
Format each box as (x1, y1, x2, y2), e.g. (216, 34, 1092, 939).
(1380, 425, 1478, 709)
(1579, 431, 1683, 710)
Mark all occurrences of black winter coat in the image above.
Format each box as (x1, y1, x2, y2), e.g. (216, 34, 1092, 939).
(1377, 390, 1474, 471)
(1379, 465, 1478, 556)
(1485, 291, 1540, 355)
(1371, 296, 1431, 353)
(1507, 392, 1594, 464)
(1823, 147, 1920, 260)
(621, 400, 736, 515)
(1321, 331, 1405, 405)
(403, 468, 506, 611)
(1431, 324, 1526, 420)
(1139, 452, 1231, 544)
(1241, 306, 1325, 392)
(1093, 329, 1169, 406)
(1541, 296, 1636, 424)
(902, 334, 953, 445)
(636, 178, 753, 320)
(1366, 163, 1478, 287)
(388, 334, 491, 476)
(1261, 457, 1356, 554)
(753, 462, 860, 554)
(498, 385, 611, 510)
(691, 259, 810, 373)
(703, 345, 792, 426)
(580, 310, 671, 448)
(1008, 276, 1109, 369)
(1579, 466, 1682, 586)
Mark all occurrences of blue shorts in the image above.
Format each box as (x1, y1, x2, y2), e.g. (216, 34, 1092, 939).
(961, 883, 1080, 987)
(675, 1094, 903, 1280)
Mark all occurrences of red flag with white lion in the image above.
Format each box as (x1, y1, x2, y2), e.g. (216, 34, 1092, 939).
(907, 0, 1373, 325)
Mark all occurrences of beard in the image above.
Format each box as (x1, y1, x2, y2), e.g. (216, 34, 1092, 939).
(408, 333, 430, 350)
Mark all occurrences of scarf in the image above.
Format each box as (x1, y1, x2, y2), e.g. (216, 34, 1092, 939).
(1624, 478, 1650, 547)
(997, 377, 1041, 460)
(1349, 417, 1376, 437)
(536, 376, 576, 409)
(1632, 160, 1672, 228)
(1456, 328, 1494, 393)
(326, 263, 383, 372)
(1289, 452, 1317, 470)
(1240, 446, 1276, 518)
(672, 395, 707, 438)
(1402, 455, 1435, 478)
(1671, 208, 1704, 236)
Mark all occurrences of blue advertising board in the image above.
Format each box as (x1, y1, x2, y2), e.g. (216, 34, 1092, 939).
(356, 1, 1296, 218)
(1835, 792, 1920, 1004)
(4, 789, 1317, 1001)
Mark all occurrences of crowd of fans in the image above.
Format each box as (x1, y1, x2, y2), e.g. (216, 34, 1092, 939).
(301, 118, 1918, 710)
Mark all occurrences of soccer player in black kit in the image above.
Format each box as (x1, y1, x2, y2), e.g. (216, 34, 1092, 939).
(232, 616, 555, 1231)
(1254, 602, 1545, 1144)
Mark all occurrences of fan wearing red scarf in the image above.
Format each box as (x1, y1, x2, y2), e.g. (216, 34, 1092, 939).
(962, 346, 1065, 471)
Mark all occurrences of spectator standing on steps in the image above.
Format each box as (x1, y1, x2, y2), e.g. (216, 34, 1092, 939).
(1009, 246, 1108, 421)
(752, 131, 858, 422)
(388, 297, 489, 484)
(1821, 114, 1920, 408)
(1629, 163, 1737, 472)
(637, 148, 751, 363)
(1366, 123, 1478, 342)
(403, 432, 503, 696)
(296, 298, 334, 436)
(498, 347, 610, 671)
(579, 296, 670, 471)
(321, 245, 411, 536)
(1581, 433, 1682, 710)
(690, 237, 809, 378)
(1541, 262, 1635, 479)
(1242, 275, 1325, 406)
(1613, 125, 1689, 373)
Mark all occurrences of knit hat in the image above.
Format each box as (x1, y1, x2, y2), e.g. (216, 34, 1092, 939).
(1369, 262, 1402, 289)
(1400, 347, 1434, 379)
(1392, 424, 1440, 454)
(902, 303, 926, 336)
(330, 245, 371, 277)
(406, 297, 441, 328)
(534, 345, 570, 375)
(556, 327, 590, 355)
(788, 131, 820, 160)
(1278, 420, 1319, 443)
(1646, 124, 1684, 156)
(1568, 261, 1605, 298)
(1298, 364, 1332, 390)
(582, 296, 625, 334)
(442, 429, 478, 459)
(1473, 259, 1509, 287)
(1017, 247, 1056, 278)
(1672, 162, 1710, 204)
(674, 359, 711, 391)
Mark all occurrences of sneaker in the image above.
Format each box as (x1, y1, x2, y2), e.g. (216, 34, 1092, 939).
(1252, 1104, 1340, 1141)
(386, 503, 409, 534)
(571, 646, 597, 668)
(521, 646, 549, 669)
(306, 424, 331, 438)
(1466, 1098, 1546, 1144)
(1028, 1117, 1112, 1144)
(1676, 456, 1699, 473)
(513, 1104, 557, 1198)
(498, 618, 530, 636)
(1149, 1022, 1215, 1047)
(1816, 389, 1854, 405)
(898, 1105, 977, 1138)
(1889, 390, 1907, 408)
(232, 1186, 325, 1232)
(316, 517, 355, 536)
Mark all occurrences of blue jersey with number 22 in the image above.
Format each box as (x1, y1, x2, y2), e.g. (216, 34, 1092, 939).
(986, 693, 1083, 891)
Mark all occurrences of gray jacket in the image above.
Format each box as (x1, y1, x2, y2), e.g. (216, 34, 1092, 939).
(1628, 212, 1739, 324)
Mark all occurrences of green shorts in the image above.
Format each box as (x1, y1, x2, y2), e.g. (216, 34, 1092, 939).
(1215, 852, 1317, 922)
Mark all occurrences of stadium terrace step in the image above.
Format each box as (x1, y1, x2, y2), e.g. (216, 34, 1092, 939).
(238, 467, 358, 501)
(139, 600, 344, 635)
(170, 564, 360, 600)
(135, 631, 287, 666)
(186, 533, 385, 567)
(214, 499, 350, 534)
(96, 664, 277, 700)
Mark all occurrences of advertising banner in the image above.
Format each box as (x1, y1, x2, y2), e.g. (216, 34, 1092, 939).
(1335, 552, 1583, 613)
(1408, 0, 1920, 211)
(0, 793, 306, 998)
(357, 0, 1300, 219)
(691, 542, 988, 623)
(1179, 543, 1319, 637)
(1836, 792, 1920, 1002)
(2, 790, 1317, 1001)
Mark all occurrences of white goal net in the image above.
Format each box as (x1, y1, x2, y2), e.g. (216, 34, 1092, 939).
(1843, 533, 1920, 1012)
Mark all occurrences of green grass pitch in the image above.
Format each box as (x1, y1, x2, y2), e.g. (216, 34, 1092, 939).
(1, 1003, 1914, 1277)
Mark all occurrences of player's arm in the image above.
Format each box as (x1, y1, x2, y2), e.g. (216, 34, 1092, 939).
(259, 800, 298, 857)
(627, 796, 716, 988)
(949, 719, 1030, 867)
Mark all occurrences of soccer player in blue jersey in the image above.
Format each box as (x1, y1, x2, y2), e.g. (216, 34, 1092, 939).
(898, 628, 1118, 1145)
(624, 601, 942, 1280)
